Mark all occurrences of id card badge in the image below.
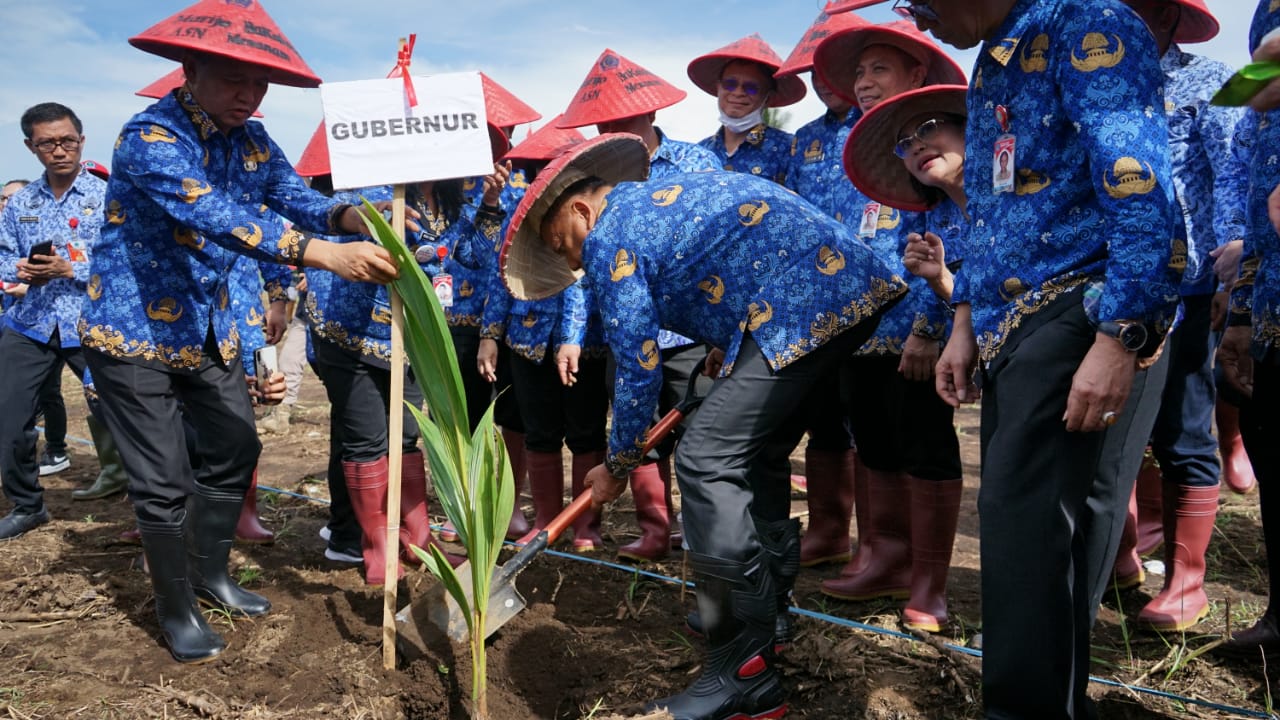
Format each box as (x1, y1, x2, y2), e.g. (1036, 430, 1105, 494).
(66, 239, 87, 263)
(433, 273, 454, 308)
(858, 202, 881, 239)
(993, 135, 1016, 194)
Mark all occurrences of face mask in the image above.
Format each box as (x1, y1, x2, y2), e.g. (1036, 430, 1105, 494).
(720, 107, 765, 133)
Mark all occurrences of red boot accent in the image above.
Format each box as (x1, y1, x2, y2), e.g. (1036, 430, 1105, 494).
(822, 469, 911, 601)
(1134, 451, 1164, 556)
(343, 457, 402, 586)
(570, 450, 606, 551)
(617, 462, 670, 562)
(502, 429, 531, 540)
(1110, 485, 1145, 592)
(514, 450, 565, 546)
(658, 459, 684, 549)
(1138, 484, 1219, 631)
(1217, 401, 1257, 494)
(234, 470, 275, 544)
(799, 448, 856, 567)
(402, 450, 465, 567)
(902, 477, 962, 632)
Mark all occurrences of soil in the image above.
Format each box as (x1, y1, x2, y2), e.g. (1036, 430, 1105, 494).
(0, 366, 1275, 719)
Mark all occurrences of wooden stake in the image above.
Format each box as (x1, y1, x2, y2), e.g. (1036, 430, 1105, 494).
(383, 182, 408, 670)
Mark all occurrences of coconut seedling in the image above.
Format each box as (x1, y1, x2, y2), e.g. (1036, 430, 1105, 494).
(359, 199, 515, 720)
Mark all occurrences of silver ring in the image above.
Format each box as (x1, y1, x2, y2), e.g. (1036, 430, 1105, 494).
(1101, 411, 1119, 426)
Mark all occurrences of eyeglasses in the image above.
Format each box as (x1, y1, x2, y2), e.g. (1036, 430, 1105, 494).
(893, 0, 940, 23)
(719, 78, 762, 97)
(894, 118, 949, 159)
(32, 137, 81, 154)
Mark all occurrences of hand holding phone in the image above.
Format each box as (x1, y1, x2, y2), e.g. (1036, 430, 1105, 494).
(253, 345, 279, 396)
(27, 240, 54, 260)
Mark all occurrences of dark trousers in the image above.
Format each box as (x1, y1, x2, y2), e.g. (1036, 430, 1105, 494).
(509, 351, 607, 455)
(307, 333, 358, 547)
(451, 326, 494, 434)
(313, 339, 422, 463)
(493, 343, 524, 432)
(1150, 295, 1220, 487)
(84, 348, 259, 525)
(0, 331, 89, 513)
(675, 325, 874, 563)
(38, 358, 67, 455)
(846, 354, 961, 479)
(977, 301, 1168, 720)
(1241, 362, 1280, 614)
(647, 343, 714, 459)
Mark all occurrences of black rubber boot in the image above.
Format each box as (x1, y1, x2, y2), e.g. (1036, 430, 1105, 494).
(686, 519, 799, 652)
(650, 550, 787, 720)
(137, 519, 226, 663)
(187, 483, 271, 617)
(756, 517, 800, 650)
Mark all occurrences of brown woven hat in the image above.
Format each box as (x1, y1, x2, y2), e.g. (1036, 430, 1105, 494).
(687, 34, 808, 108)
(778, 10, 873, 76)
(500, 134, 650, 301)
(504, 117, 587, 163)
(136, 67, 264, 116)
(557, 49, 687, 129)
(844, 84, 967, 212)
(129, 0, 321, 88)
(814, 20, 966, 107)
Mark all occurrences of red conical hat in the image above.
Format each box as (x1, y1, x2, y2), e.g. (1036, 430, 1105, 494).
(294, 122, 329, 178)
(815, 19, 966, 107)
(136, 67, 264, 116)
(129, 0, 321, 88)
(481, 73, 541, 130)
(777, 10, 873, 77)
(504, 116, 586, 163)
(557, 49, 688, 129)
(824, 0, 889, 12)
(687, 34, 808, 108)
(1170, 0, 1219, 44)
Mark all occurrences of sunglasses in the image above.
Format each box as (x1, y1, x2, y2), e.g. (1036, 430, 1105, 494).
(893, 0, 940, 23)
(894, 118, 949, 159)
(719, 78, 762, 97)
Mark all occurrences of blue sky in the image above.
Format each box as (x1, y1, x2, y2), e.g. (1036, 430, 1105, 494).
(0, 0, 1252, 182)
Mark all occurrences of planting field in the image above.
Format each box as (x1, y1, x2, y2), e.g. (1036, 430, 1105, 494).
(0, 366, 1274, 719)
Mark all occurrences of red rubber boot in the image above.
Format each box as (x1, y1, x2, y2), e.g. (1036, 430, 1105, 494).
(798, 448, 856, 567)
(617, 462, 670, 562)
(234, 470, 274, 544)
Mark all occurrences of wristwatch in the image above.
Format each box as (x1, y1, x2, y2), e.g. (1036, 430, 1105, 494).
(1097, 320, 1148, 352)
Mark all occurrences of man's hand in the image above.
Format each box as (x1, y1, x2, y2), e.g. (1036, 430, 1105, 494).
(306, 240, 399, 284)
(17, 254, 73, 285)
(1210, 240, 1244, 287)
(899, 334, 940, 382)
(1250, 28, 1280, 112)
(264, 300, 287, 344)
(2, 282, 28, 298)
(336, 201, 422, 236)
(477, 338, 499, 383)
(584, 463, 627, 510)
(1063, 335, 1137, 432)
(935, 304, 978, 407)
(704, 347, 726, 377)
(1218, 325, 1255, 399)
(245, 371, 286, 405)
(557, 343, 581, 386)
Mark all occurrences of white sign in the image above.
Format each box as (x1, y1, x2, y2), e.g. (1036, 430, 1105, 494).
(320, 72, 493, 190)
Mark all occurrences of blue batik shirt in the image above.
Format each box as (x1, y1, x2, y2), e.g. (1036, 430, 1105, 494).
(582, 172, 907, 476)
(560, 129, 724, 352)
(786, 108, 862, 224)
(1229, 0, 1280, 355)
(700, 124, 794, 186)
(0, 170, 105, 348)
(79, 89, 348, 372)
(231, 256, 291, 376)
(954, 0, 1180, 364)
(1162, 45, 1248, 296)
(411, 188, 505, 331)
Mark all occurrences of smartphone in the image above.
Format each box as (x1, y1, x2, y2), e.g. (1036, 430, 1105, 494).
(27, 240, 53, 260)
(253, 345, 278, 393)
